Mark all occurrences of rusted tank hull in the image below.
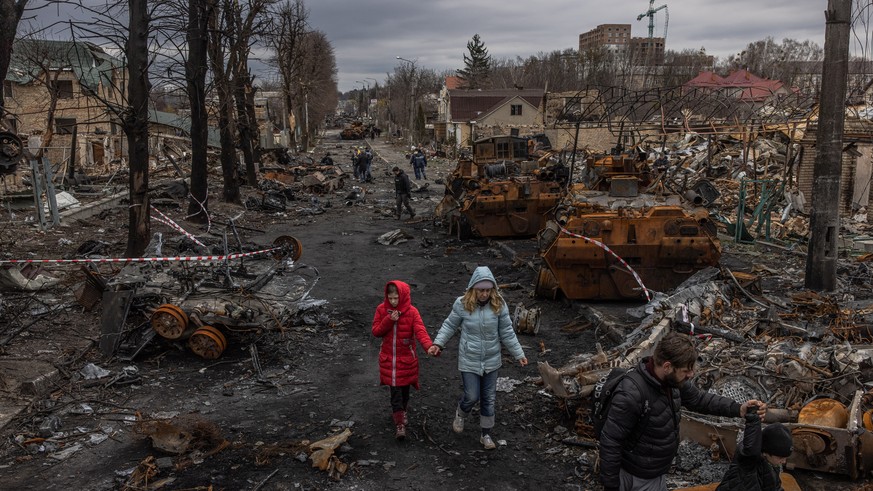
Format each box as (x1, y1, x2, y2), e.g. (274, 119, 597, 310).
(454, 180, 563, 238)
(537, 206, 721, 300)
(441, 134, 569, 239)
(681, 390, 873, 480)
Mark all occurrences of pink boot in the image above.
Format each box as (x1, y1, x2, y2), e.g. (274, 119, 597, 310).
(392, 411, 406, 440)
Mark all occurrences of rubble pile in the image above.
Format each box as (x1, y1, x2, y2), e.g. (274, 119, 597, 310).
(646, 133, 821, 244)
(537, 257, 873, 481)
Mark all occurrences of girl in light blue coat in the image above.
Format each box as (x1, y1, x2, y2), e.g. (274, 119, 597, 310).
(428, 266, 528, 450)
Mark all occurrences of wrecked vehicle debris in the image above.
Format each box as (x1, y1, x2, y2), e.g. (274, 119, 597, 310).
(0, 132, 24, 176)
(536, 258, 873, 481)
(536, 149, 722, 300)
(74, 233, 317, 360)
(439, 135, 568, 239)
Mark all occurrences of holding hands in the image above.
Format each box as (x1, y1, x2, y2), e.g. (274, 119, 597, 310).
(428, 345, 441, 356)
(740, 399, 768, 418)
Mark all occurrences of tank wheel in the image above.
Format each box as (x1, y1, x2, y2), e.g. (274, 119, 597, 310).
(535, 267, 560, 300)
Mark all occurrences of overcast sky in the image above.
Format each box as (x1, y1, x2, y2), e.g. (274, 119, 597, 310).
(22, 1, 859, 93)
(304, 0, 832, 92)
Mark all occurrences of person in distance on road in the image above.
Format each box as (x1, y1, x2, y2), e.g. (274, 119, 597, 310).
(393, 166, 415, 220)
(409, 147, 427, 180)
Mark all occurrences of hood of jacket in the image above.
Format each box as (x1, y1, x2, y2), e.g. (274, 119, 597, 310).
(384, 280, 412, 312)
(466, 266, 497, 290)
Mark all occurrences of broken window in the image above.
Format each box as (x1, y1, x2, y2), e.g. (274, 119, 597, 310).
(51, 80, 74, 99)
(510, 104, 523, 116)
(3, 81, 12, 99)
(55, 117, 76, 135)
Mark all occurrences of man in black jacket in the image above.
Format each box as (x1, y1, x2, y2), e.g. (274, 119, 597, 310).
(393, 166, 415, 219)
(599, 332, 767, 491)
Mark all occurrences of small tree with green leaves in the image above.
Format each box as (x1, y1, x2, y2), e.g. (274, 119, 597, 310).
(457, 33, 491, 89)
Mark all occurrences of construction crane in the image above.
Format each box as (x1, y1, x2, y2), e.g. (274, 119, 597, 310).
(637, 0, 668, 39)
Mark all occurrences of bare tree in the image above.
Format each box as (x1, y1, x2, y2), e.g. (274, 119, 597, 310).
(207, 0, 241, 204)
(124, 0, 152, 257)
(270, 0, 309, 149)
(0, 0, 27, 121)
(185, 0, 214, 222)
(44, 0, 157, 256)
(218, 0, 274, 185)
(7, 39, 74, 157)
(291, 30, 336, 150)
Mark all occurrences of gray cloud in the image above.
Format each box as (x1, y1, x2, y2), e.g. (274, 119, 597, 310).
(308, 0, 829, 92)
(19, 0, 842, 93)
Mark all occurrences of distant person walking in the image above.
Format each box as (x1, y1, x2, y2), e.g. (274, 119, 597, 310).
(393, 166, 415, 219)
(372, 280, 433, 441)
(363, 147, 374, 182)
(355, 149, 369, 183)
(409, 148, 427, 180)
(428, 266, 527, 450)
(351, 147, 362, 180)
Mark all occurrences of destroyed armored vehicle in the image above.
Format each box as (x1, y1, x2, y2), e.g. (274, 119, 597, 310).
(340, 121, 377, 140)
(0, 131, 23, 175)
(535, 150, 722, 300)
(83, 235, 315, 361)
(440, 135, 569, 239)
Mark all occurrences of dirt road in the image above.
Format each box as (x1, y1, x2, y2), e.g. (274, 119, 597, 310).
(0, 131, 597, 490)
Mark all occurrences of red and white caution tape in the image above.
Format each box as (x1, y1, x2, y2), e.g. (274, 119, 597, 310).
(150, 205, 206, 248)
(0, 247, 281, 265)
(558, 225, 652, 302)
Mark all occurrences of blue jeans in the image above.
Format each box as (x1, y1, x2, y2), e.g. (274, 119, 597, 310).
(458, 370, 498, 429)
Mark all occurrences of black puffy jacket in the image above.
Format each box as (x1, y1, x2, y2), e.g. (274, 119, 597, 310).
(599, 357, 741, 487)
(716, 413, 783, 491)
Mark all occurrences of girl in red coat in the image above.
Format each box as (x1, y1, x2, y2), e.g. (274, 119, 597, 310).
(372, 280, 433, 440)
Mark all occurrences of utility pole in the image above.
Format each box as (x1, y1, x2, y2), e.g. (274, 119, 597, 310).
(805, 0, 851, 291)
(397, 56, 417, 146)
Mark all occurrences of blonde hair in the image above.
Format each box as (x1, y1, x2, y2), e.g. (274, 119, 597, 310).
(461, 286, 504, 314)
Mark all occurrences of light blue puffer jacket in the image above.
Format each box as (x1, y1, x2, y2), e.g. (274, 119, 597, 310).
(433, 266, 525, 375)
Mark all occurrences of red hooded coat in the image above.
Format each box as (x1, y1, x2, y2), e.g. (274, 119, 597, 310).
(372, 280, 433, 389)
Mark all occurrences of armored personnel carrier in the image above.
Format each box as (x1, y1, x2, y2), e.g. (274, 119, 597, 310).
(441, 134, 568, 239)
(535, 149, 721, 300)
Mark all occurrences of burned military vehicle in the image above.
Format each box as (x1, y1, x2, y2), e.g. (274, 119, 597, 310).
(535, 149, 722, 301)
(440, 134, 569, 239)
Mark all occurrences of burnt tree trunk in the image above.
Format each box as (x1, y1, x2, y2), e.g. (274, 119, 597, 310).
(234, 67, 257, 186)
(244, 77, 261, 166)
(208, 5, 240, 204)
(0, 0, 28, 120)
(186, 0, 212, 223)
(124, 0, 151, 257)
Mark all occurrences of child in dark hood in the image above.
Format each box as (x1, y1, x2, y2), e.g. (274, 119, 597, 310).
(372, 280, 433, 440)
(716, 409, 792, 491)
